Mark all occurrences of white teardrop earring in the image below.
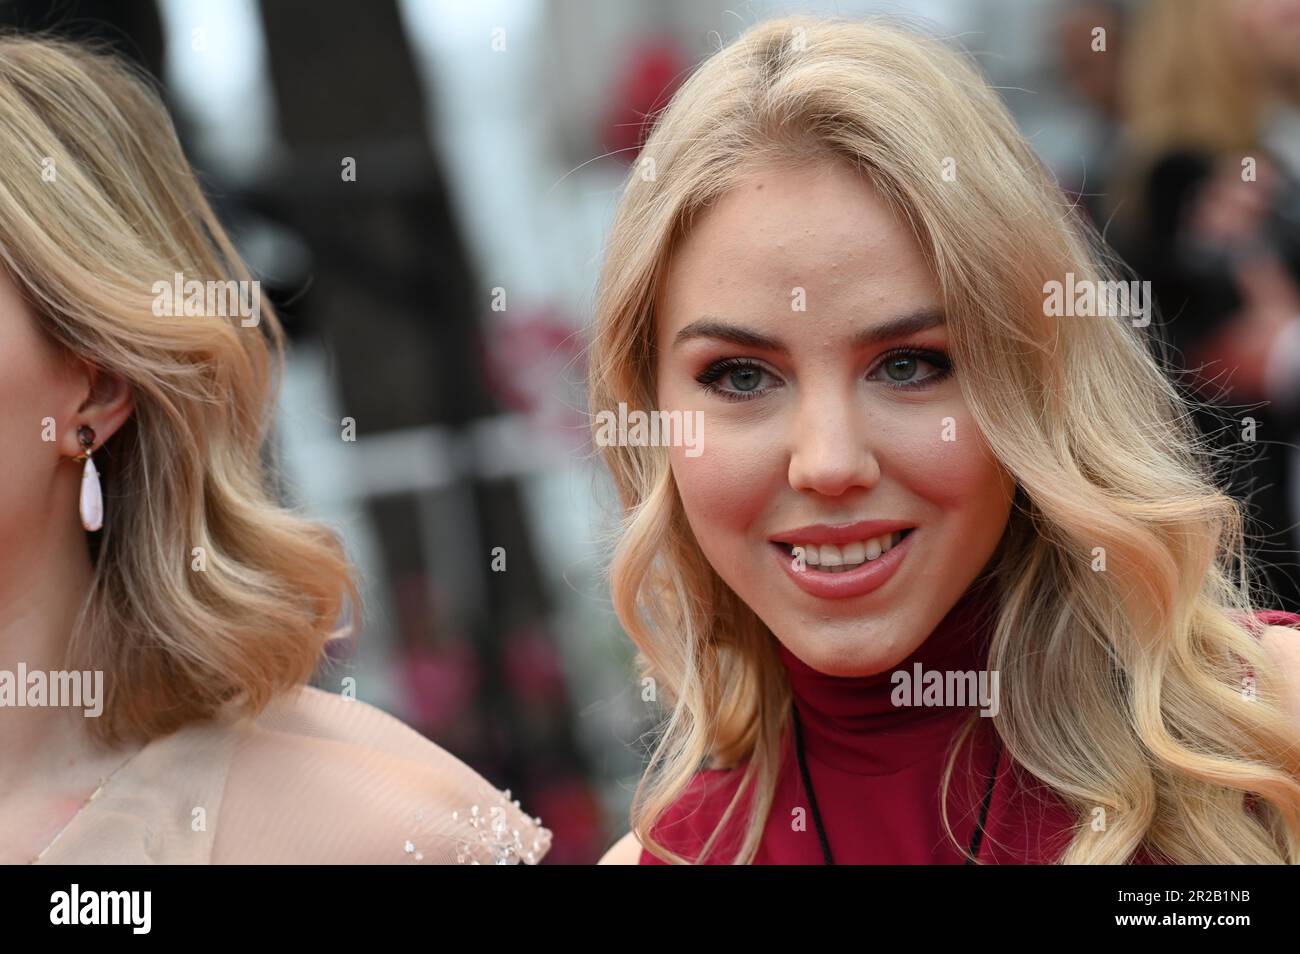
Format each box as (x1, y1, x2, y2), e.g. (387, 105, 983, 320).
(76, 424, 103, 532)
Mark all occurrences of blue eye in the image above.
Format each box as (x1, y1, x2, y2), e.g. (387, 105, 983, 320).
(696, 358, 781, 401)
(695, 347, 953, 402)
(870, 348, 952, 390)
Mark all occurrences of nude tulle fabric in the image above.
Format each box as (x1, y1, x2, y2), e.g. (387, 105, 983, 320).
(35, 686, 553, 864)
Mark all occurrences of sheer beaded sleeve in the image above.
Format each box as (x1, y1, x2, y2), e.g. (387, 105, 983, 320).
(35, 684, 552, 864)
(209, 686, 553, 864)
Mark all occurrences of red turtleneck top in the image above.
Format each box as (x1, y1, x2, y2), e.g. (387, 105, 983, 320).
(639, 585, 1300, 864)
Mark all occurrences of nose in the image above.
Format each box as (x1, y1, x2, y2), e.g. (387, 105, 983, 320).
(786, 388, 881, 497)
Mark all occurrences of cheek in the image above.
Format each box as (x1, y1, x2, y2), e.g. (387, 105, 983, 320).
(658, 367, 779, 541)
(0, 318, 70, 526)
(878, 406, 1012, 524)
(668, 424, 776, 537)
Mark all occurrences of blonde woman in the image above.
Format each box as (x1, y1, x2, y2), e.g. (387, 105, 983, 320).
(593, 16, 1300, 865)
(0, 36, 550, 865)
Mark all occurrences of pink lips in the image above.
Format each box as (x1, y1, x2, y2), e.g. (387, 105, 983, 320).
(769, 521, 917, 600)
(770, 519, 914, 547)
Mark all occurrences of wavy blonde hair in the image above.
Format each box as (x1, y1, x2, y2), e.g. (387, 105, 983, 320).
(0, 36, 358, 746)
(589, 16, 1300, 864)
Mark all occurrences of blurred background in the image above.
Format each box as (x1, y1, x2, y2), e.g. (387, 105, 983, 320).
(4, 0, 1298, 862)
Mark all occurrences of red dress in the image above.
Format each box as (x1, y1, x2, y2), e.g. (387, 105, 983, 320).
(639, 583, 1300, 864)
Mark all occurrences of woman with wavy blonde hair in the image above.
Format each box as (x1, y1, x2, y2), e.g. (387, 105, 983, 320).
(594, 15, 1300, 865)
(0, 35, 550, 864)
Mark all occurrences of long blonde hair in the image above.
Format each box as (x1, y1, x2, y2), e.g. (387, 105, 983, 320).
(0, 36, 358, 746)
(589, 16, 1300, 864)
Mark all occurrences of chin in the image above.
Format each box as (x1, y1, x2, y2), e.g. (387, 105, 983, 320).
(769, 613, 926, 678)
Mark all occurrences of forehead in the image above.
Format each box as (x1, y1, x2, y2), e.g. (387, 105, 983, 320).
(655, 159, 939, 342)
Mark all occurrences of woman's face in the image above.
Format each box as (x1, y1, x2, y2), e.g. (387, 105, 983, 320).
(0, 267, 124, 566)
(0, 267, 74, 554)
(654, 159, 1015, 677)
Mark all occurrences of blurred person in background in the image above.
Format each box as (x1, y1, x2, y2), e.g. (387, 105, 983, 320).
(1109, 0, 1300, 613)
(1053, 0, 1129, 228)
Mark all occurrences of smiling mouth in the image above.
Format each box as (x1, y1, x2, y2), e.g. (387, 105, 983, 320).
(775, 528, 915, 573)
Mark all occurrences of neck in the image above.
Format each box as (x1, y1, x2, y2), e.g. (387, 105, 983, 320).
(777, 578, 999, 776)
(0, 468, 105, 792)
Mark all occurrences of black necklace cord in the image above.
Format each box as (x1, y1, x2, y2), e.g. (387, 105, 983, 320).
(966, 730, 1000, 866)
(790, 704, 1000, 865)
(791, 704, 835, 864)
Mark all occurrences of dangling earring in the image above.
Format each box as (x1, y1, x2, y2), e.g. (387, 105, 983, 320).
(75, 424, 103, 532)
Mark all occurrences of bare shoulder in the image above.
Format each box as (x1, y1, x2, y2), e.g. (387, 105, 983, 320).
(212, 685, 553, 863)
(1260, 624, 1300, 722)
(598, 830, 643, 865)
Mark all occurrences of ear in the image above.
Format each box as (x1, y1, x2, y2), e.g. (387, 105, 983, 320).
(60, 361, 134, 459)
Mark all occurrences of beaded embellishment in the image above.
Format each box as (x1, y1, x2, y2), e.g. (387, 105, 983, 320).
(450, 788, 551, 865)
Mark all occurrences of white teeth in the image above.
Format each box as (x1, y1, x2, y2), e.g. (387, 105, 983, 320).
(787, 530, 910, 571)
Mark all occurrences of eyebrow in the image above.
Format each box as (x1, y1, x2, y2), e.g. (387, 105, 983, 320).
(672, 309, 945, 352)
